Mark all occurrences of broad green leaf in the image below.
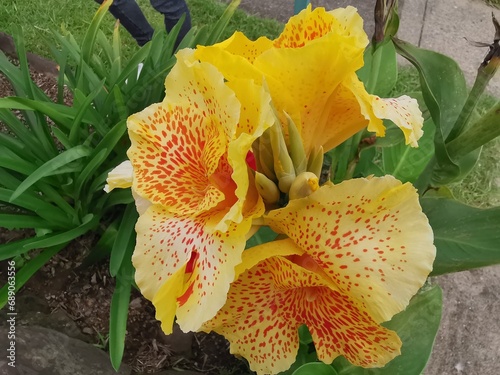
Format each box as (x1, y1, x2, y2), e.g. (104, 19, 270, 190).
(393, 39, 473, 186)
(0, 243, 66, 309)
(292, 363, 338, 375)
(358, 40, 398, 96)
(109, 204, 138, 277)
(109, 239, 134, 371)
(421, 196, 500, 275)
(381, 118, 435, 183)
(333, 285, 442, 375)
(10, 145, 92, 201)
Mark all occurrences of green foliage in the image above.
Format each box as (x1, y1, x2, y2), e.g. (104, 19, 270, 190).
(394, 39, 480, 187)
(422, 196, 500, 275)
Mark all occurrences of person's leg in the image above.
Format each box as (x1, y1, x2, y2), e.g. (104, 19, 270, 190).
(95, 0, 154, 46)
(149, 0, 192, 45)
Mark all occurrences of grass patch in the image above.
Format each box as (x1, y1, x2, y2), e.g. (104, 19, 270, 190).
(0, 0, 283, 60)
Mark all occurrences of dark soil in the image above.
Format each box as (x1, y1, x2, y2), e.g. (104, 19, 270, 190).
(0, 55, 252, 375)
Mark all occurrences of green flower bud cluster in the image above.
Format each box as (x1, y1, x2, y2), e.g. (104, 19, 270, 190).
(252, 108, 323, 205)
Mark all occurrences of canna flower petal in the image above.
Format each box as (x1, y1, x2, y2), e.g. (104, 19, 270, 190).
(371, 95, 425, 147)
(264, 176, 435, 323)
(104, 160, 133, 192)
(114, 51, 275, 334)
(203, 242, 402, 375)
(194, 6, 423, 154)
(133, 205, 248, 333)
(127, 56, 239, 217)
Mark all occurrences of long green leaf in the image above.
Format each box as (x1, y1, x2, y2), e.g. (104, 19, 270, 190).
(0, 243, 66, 308)
(0, 214, 63, 230)
(206, 0, 242, 45)
(0, 188, 70, 228)
(421, 197, 500, 275)
(109, 238, 135, 371)
(21, 214, 99, 251)
(10, 145, 92, 202)
(110, 204, 138, 277)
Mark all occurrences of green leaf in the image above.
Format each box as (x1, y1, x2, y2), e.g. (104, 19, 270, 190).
(393, 39, 473, 186)
(0, 214, 62, 230)
(246, 226, 279, 249)
(110, 204, 138, 277)
(21, 214, 99, 252)
(0, 244, 66, 309)
(292, 363, 338, 375)
(333, 285, 443, 375)
(421, 196, 500, 275)
(206, 0, 241, 45)
(109, 237, 135, 371)
(380, 119, 435, 183)
(10, 145, 92, 202)
(358, 40, 398, 96)
(0, 188, 70, 229)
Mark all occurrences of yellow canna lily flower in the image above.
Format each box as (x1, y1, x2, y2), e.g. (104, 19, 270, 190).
(202, 176, 435, 373)
(194, 5, 424, 154)
(105, 50, 274, 332)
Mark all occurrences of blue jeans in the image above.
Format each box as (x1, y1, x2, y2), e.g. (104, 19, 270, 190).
(95, 0, 192, 47)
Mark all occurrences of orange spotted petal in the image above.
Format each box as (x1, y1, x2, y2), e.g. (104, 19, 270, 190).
(216, 78, 275, 231)
(203, 248, 402, 374)
(274, 5, 367, 50)
(126, 55, 240, 216)
(264, 176, 436, 323)
(133, 205, 246, 332)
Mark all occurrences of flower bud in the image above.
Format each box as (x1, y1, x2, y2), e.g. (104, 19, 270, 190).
(289, 172, 319, 200)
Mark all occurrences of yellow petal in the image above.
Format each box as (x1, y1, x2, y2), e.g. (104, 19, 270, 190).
(274, 5, 367, 50)
(371, 95, 424, 147)
(133, 205, 246, 332)
(126, 56, 240, 216)
(212, 31, 273, 64)
(203, 253, 402, 374)
(216, 78, 275, 231)
(265, 176, 436, 323)
(104, 160, 133, 192)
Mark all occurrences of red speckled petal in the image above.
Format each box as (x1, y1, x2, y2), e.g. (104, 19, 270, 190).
(372, 95, 424, 147)
(265, 176, 435, 323)
(133, 205, 246, 332)
(203, 249, 402, 374)
(273, 5, 335, 48)
(127, 56, 240, 216)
